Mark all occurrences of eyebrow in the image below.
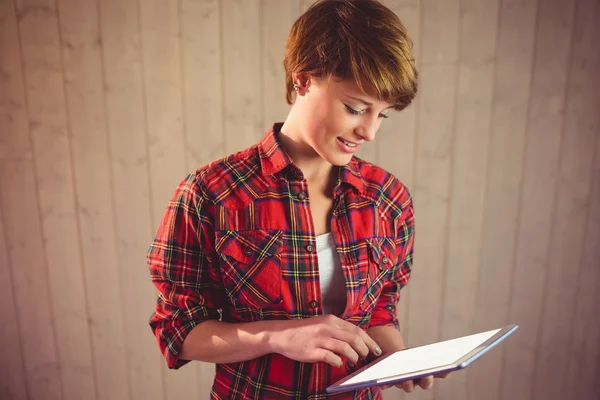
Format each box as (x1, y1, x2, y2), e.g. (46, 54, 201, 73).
(347, 95, 394, 110)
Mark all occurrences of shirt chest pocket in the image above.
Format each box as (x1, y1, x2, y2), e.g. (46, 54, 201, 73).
(359, 237, 398, 312)
(215, 229, 283, 310)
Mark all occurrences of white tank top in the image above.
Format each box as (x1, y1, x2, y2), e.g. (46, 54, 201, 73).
(315, 233, 347, 316)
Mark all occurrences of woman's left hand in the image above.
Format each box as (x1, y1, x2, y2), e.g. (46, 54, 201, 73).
(381, 372, 449, 392)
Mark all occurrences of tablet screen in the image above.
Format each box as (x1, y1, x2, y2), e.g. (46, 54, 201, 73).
(341, 328, 501, 386)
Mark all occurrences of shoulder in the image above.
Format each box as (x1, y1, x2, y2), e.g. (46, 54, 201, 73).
(353, 157, 412, 220)
(186, 144, 268, 209)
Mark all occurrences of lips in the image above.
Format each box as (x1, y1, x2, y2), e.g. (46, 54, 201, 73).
(338, 138, 358, 147)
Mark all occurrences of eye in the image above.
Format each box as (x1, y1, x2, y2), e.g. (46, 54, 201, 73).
(344, 104, 362, 115)
(379, 113, 389, 119)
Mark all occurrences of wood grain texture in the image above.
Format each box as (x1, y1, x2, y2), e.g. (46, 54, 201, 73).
(533, 0, 600, 398)
(261, 0, 298, 129)
(56, 0, 131, 398)
(407, 2, 460, 400)
(2, 1, 64, 399)
(0, 10, 28, 384)
(221, 0, 262, 154)
(438, 0, 500, 398)
(500, 0, 577, 399)
(469, 0, 538, 399)
(98, 0, 165, 399)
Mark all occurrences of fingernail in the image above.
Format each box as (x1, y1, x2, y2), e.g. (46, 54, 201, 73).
(375, 346, 382, 356)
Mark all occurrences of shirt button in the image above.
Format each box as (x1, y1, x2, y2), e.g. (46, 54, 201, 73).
(298, 192, 307, 200)
(382, 256, 390, 265)
(244, 248, 253, 257)
(306, 244, 315, 253)
(309, 300, 319, 309)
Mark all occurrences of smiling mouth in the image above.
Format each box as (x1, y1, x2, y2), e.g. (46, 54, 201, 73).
(338, 138, 358, 147)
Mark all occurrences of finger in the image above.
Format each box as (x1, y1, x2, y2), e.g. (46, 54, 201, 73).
(402, 380, 414, 393)
(313, 348, 343, 368)
(418, 376, 434, 390)
(322, 338, 360, 365)
(330, 328, 370, 359)
(342, 322, 382, 357)
(435, 372, 450, 379)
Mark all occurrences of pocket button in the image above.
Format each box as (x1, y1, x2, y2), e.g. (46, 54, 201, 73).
(244, 248, 253, 257)
(382, 256, 390, 265)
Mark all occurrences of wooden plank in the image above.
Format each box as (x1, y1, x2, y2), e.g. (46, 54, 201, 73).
(181, 0, 226, 169)
(0, 160, 63, 400)
(137, 0, 196, 397)
(55, 0, 131, 398)
(221, 0, 262, 154)
(0, 6, 29, 397)
(437, 0, 500, 398)
(499, 0, 577, 399)
(97, 0, 165, 399)
(13, 0, 98, 399)
(0, 193, 27, 400)
(468, 0, 538, 399)
(2, 1, 63, 399)
(406, 1, 460, 399)
(566, 120, 600, 400)
(535, 0, 600, 398)
(261, 0, 298, 129)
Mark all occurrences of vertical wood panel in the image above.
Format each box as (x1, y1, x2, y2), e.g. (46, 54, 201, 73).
(438, 0, 500, 398)
(534, 0, 600, 398)
(3, 1, 64, 399)
(179, 0, 224, 396)
(137, 0, 195, 398)
(98, 0, 165, 399)
(221, 0, 262, 154)
(181, 0, 225, 169)
(0, 207, 27, 400)
(566, 133, 600, 400)
(408, 1, 460, 399)
(0, 4, 29, 397)
(14, 0, 98, 398)
(56, 0, 132, 398)
(469, 0, 538, 398)
(261, 0, 299, 127)
(499, 0, 577, 398)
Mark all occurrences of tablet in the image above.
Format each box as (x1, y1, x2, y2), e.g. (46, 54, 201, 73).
(326, 324, 518, 394)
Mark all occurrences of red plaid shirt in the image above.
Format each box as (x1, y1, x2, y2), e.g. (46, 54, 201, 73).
(148, 124, 414, 399)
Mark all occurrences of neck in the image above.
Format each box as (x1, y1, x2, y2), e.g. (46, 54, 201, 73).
(279, 114, 335, 183)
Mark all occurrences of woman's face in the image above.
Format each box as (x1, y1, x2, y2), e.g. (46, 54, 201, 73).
(294, 75, 394, 166)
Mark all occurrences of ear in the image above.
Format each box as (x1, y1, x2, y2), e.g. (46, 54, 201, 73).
(292, 72, 311, 94)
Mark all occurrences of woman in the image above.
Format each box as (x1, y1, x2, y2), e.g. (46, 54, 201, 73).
(148, 1, 444, 398)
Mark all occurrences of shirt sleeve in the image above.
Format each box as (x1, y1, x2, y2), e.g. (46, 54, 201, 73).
(147, 173, 224, 369)
(368, 185, 414, 330)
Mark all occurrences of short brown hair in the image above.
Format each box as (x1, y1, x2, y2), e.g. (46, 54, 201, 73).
(283, 0, 418, 111)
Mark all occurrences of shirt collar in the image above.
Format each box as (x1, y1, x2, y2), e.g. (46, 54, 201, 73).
(258, 123, 364, 194)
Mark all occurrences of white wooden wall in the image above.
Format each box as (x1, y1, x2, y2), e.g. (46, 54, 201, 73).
(1, 0, 598, 399)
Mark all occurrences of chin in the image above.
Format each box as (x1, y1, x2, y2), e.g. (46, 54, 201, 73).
(326, 153, 353, 167)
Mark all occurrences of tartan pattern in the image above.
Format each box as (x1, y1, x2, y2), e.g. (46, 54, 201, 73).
(148, 124, 414, 399)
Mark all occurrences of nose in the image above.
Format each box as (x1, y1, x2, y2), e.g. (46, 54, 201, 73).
(355, 117, 379, 142)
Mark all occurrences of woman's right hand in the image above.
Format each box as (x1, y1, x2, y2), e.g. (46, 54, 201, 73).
(266, 314, 382, 368)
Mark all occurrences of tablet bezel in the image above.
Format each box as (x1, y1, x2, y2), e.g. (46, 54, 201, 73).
(326, 324, 518, 394)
